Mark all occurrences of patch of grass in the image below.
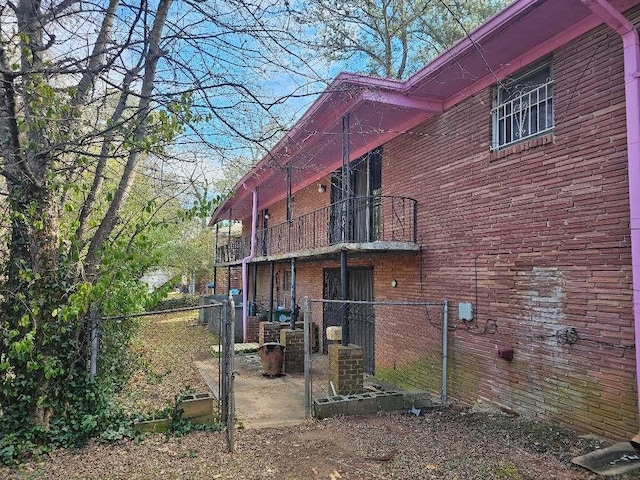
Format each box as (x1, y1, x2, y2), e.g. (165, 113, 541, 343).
(494, 464, 521, 478)
(373, 356, 440, 392)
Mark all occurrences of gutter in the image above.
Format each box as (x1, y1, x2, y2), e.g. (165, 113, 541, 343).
(582, 0, 640, 438)
(241, 184, 258, 343)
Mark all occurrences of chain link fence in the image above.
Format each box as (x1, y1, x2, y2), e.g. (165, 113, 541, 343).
(217, 299, 236, 452)
(93, 300, 237, 451)
(303, 298, 449, 410)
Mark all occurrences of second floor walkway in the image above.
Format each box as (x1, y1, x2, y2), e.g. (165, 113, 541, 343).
(214, 195, 419, 266)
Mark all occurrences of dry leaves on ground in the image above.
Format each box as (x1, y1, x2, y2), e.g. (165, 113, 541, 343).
(2, 312, 639, 480)
(117, 311, 216, 415)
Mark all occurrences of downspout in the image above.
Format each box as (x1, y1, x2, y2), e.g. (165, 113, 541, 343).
(213, 223, 219, 294)
(241, 184, 258, 343)
(583, 0, 640, 436)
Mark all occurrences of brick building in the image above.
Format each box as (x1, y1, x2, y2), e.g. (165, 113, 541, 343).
(210, 0, 640, 440)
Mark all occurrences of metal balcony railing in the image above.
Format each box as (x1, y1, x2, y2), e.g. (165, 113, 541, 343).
(214, 195, 417, 264)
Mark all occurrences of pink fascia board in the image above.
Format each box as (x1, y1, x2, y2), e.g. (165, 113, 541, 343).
(336, 0, 540, 95)
(210, 92, 366, 223)
(444, 14, 605, 110)
(242, 92, 365, 185)
(213, 86, 436, 223)
(348, 112, 435, 161)
(253, 114, 438, 211)
(256, 84, 439, 177)
(410, 0, 639, 100)
(257, 73, 418, 163)
(406, 0, 542, 93)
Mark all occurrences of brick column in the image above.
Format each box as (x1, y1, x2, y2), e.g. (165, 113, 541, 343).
(259, 321, 283, 345)
(280, 328, 304, 373)
(247, 315, 260, 343)
(295, 321, 318, 353)
(328, 344, 364, 395)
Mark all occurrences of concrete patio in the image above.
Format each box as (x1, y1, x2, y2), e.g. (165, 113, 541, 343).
(195, 349, 307, 429)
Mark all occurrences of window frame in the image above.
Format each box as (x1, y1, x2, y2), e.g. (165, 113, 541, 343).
(491, 61, 554, 151)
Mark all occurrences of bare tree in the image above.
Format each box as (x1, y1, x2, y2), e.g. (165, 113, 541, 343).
(0, 0, 320, 444)
(295, 0, 510, 79)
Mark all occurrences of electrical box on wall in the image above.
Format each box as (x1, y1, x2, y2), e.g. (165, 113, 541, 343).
(458, 302, 473, 321)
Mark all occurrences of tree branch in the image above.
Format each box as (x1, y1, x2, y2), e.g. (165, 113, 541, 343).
(84, 0, 173, 279)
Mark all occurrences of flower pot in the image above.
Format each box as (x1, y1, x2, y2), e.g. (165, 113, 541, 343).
(259, 342, 285, 377)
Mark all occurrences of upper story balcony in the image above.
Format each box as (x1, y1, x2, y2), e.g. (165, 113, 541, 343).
(214, 195, 419, 266)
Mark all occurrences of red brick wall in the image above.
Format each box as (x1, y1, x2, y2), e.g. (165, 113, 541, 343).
(212, 265, 241, 294)
(238, 11, 640, 439)
(248, 175, 333, 233)
(378, 16, 637, 439)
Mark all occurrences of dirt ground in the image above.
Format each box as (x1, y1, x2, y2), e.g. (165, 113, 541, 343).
(2, 312, 640, 479)
(4, 410, 640, 479)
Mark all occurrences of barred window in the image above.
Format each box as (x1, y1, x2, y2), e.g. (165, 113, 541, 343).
(492, 63, 553, 150)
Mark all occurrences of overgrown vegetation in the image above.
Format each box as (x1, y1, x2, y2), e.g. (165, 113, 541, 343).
(123, 317, 224, 438)
(1, 310, 221, 464)
(150, 295, 202, 312)
(0, 0, 261, 464)
(0, 241, 168, 464)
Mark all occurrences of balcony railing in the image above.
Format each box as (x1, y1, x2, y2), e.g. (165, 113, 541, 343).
(215, 195, 417, 264)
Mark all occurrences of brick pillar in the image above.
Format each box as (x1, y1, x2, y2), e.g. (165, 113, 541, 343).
(280, 329, 304, 373)
(295, 321, 317, 353)
(247, 315, 260, 343)
(328, 344, 364, 395)
(259, 321, 283, 345)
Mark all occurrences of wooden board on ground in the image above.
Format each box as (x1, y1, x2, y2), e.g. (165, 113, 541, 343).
(211, 342, 260, 355)
(572, 442, 640, 476)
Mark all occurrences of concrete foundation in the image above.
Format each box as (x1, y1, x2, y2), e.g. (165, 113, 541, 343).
(313, 390, 433, 419)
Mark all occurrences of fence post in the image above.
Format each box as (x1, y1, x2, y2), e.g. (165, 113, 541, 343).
(303, 297, 312, 418)
(89, 306, 99, 380)
(220, 300, 229, 423)
(227, 295, 236, 452)
(441, 300, 449, 404)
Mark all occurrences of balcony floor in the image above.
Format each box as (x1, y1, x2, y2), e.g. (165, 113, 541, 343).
(214, 241, 420, 267)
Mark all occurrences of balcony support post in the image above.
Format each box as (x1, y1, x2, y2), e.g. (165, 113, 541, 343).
(227, 208, 233, 293)
(269, 261, 275, 321)
(341, 249, 350, 346)
(227, 208, 232, 258)
(212, 224, 219, 294)
(213, 223, 219, 267)
(252, 263, 258, 309)
(342, 114, 351, 243)
(286, 165, 292, 251)
(241, 184, 258, 342)
(290, 257, 297, 330)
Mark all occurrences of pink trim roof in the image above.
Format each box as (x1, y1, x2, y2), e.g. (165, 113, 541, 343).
(211, 0, 640, 224)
